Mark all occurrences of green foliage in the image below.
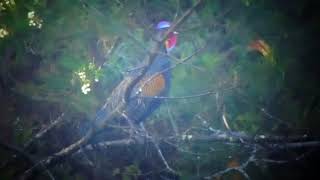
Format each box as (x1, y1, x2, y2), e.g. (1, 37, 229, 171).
(1, 0, 319, 179)
(234, 111, 261, 133)
(121, 164, 141, 180)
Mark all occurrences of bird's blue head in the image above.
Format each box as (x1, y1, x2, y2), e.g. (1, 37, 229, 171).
(156, 21, 178, 52)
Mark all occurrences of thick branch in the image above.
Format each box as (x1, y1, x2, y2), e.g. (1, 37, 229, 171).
(180, 129, 320, 149)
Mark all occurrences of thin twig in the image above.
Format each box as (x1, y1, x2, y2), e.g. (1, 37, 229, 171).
(140, 124, 176, 173)
(24, 113, 65, 149)
(205, 148, 257, 180)
(101, 36, 121, 68)
(166, 100, 179, 137)
(140, 86, 235, 100)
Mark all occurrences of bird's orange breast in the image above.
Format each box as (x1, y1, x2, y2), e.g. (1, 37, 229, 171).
(140, 74, 166, 97)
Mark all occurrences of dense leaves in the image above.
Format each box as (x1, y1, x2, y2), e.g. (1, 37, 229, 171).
(1, 0, 320, 179)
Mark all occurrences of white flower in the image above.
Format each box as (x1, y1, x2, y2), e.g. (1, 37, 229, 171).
(88, 62, 95, 70)
(27, 11, 43, 29)
(81, 83, 91, 94)
(259, 135, 266, 139)
(77, 71, 86, 80)
(0, 3, 5, 11)
(0, 28, 9, 38)
(10, 0, 15, 5)
(182, 134, 186, 140)
(182, 134, 193, 140)
(28, 11, 35, 19)
(28, 19, 37, 27)
(37, 23, 42, 29)
(77, 71, 84, 76)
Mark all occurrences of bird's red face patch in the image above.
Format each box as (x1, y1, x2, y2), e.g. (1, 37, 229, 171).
(165, 32, 177, 52)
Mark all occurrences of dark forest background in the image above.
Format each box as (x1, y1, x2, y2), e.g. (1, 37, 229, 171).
(1, 0, 320, 179)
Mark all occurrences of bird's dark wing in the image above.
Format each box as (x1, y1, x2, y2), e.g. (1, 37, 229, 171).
(126, 54, 171, 123)
(94, 53, 171, 126)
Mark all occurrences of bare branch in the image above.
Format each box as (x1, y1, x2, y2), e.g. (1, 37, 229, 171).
(179, 128, 320, 150)
(205, 149, 257, 180)
(222, 106, 231, 130)
(24, 113, 65, 149)
(100, 36, 121, 68)
(140, 86, 235, 100)
(75, 139, 135, 154)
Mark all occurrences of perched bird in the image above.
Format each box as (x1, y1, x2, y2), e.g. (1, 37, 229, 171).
(94, 21, 178, 127)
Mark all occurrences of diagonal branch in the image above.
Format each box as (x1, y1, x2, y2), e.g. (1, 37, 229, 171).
(24, 113, 65, 149)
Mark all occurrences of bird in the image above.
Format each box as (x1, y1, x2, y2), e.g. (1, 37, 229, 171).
(93, 20, 178, 128)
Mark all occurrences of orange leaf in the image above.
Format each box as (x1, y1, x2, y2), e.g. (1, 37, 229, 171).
(248, 39, 271, 57)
